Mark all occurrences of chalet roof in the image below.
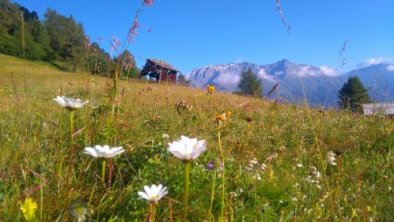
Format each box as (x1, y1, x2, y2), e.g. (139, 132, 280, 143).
(147, 58, 178, 72)
(362, 102, 394, 115)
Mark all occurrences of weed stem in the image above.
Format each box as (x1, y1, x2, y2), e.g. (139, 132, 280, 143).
(218, 130, 226, 221)
(209, 170, 217, 221)
(101, 160, 106, 186)
(149, 202, 157, 222)
(70, 111, 74, 145)
(183, 161, 191, 221)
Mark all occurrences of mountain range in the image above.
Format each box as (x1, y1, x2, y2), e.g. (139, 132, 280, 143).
(188, 59, 394, 107)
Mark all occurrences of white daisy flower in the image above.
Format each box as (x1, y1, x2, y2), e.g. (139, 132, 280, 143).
(138, 184, 168, 203)
(53, 96, 89, 111)
(84, 145, 124, 158)
(167, 136, 206, 161)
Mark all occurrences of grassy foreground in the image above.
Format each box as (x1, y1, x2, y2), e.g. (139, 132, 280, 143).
(0, 54, 393, 221)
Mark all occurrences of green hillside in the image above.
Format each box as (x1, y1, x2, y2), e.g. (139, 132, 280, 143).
(0, 54, 69, 76)
(0, 55, 393, 221)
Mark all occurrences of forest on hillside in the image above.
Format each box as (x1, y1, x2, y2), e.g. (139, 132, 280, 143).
(0, 0, 138, 77)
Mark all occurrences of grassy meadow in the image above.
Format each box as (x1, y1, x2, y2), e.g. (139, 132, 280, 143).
(0, 54, 393, 221)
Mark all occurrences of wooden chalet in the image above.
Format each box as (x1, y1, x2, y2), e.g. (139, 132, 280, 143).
(140, 58, 178, 83)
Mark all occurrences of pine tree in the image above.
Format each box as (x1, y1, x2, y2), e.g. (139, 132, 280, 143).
(237, 68, 262, 97)
(338, 76, 371, 112)
(177, 74, 190, 86)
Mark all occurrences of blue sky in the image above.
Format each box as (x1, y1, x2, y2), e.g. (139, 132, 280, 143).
(13, 0, 394, 74)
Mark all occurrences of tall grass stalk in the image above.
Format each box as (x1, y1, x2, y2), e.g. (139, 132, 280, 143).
(218, 130, 226, 221)
(66, 110, 76, 184)
(40, 179, 44, 220)
(183, 161, 191, 221)
(209, 170, 217, 221)
(70, 111, 75, 145)
(111, 65, 119, 118)
(20, 12, 25, 58)
(168, 199, 174, 222)
(108, 159, 113, 187)
(101, 160, 107, 186)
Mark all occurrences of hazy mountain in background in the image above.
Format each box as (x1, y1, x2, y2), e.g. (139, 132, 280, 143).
(188, 59, 394, 107)
(345, 63, 394, 102)
(189, 59, 342, 106)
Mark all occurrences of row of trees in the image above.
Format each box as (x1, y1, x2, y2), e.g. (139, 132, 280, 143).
(0, 1, 52, 60)
(236, 68, 370, 112)
(0, 0, 138, 76)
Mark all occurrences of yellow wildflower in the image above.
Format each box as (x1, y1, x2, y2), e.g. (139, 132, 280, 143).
(268, 168, 275, 181)
(20, 198, 37, 222)
(351, 208, 358, 218)
(207, 85, 215, 94)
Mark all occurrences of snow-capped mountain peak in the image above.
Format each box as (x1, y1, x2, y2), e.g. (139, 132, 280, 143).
(188, 59, 394, 107)
(188, 59, 342, 106)
(189, 59, 336, 88)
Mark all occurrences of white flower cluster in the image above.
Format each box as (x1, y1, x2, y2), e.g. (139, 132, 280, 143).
(175, 100, 192, 114)
(318, 192, 330, 208)
(246, 158, 259, 171)
(229, 191, 237, 199)
(305, 166, 321, 189)
(265, 153, 278, 162)
(326, 151, 337, 166)
(291, 183, 307, 203)
(252, 174, 262, 181)
(309, 166, 321, 179)
(246, 158, 268, 172)
(260, 163, 267, 171)
(245, 158, 267, 181)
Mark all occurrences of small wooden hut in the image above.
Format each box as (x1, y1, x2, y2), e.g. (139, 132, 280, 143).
(362, 102, 394, 117)
(140, 58, 178, 83)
